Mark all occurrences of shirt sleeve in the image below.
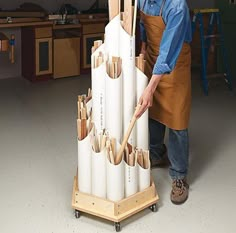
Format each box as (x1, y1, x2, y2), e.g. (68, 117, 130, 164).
(152, 7, 190, 75)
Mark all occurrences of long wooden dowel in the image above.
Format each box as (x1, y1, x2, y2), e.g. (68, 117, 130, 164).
(124, 0, 132, 35)
(132, 0, 138, 36)
(108, 0, 120, 21)
(115, 104, 141, 164)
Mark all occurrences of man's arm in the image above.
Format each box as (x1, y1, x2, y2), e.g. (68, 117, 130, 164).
(136, 6, 190, 117)
(152, 6, 191, 75)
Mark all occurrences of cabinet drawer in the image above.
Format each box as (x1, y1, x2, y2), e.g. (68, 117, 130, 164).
(83, 23, 105, 34)
(35, 27, 52, 38)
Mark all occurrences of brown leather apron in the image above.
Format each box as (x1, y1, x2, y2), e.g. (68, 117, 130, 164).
(140, 0, 191, 130)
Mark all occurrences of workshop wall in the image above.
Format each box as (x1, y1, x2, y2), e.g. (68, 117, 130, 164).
(0, 0, 216, 19)
(0, 0, 216, 12)
(187, 0, 215, 9)
(0, 0, 108, 12)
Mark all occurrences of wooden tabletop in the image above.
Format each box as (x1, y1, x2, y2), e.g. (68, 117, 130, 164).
(79, 18, 108, 24)
(0, 20, 53, 29)
(53, 23, 82, 30)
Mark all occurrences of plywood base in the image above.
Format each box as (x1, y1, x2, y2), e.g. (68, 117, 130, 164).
(71, 174, 159, 224)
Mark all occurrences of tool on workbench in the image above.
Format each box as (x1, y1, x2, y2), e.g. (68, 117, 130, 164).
(0, 32, 15, 63)
(9, 34, 15, 63)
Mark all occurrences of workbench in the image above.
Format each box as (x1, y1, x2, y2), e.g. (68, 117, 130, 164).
(0, 20, 53, 29)
(0, 14, 108, 81)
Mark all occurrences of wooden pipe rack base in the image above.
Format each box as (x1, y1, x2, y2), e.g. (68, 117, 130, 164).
(71, 172, 159, 231)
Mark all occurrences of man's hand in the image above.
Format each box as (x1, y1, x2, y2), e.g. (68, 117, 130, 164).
(136, 85, 154, 118)
(135, 74, 163, 118)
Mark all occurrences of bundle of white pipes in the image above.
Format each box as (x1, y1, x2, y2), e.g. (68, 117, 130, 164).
(77, 0, 150, 202)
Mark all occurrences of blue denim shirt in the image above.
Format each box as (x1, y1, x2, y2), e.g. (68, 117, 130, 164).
(138, 0, 192, 75)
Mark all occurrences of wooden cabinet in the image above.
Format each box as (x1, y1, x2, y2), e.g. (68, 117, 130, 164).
(20, 15, 108, 80)
(81, 22, 106, 70)
(35, 27, 52, 38)
(53, 37, 80, 78)
(22, 25, 53, 81)
(82, 23, 105, 34)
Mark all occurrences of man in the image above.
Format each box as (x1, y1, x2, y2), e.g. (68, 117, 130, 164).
(136, 0, 192, 204)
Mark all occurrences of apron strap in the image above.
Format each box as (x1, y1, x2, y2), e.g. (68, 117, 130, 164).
(159, 0, 167, 16)
(141, 0, 148, 11)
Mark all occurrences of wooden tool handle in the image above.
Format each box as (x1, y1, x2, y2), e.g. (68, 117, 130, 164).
(10, 34, 15, 63)
(115, 104, 141, 164)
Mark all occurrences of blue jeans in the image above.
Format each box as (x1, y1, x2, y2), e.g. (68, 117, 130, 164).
(149, 118, 189, 180)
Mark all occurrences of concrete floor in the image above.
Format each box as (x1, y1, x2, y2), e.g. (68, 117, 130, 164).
(0, 73, 236, 233)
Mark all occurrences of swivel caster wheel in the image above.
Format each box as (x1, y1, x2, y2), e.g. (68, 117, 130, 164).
(149, 203, 158, 212)
(75, 209, 81, 218)
(114, 222, 121, 232)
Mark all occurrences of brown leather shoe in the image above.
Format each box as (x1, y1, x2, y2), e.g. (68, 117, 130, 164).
(170, 179, 189, 205)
